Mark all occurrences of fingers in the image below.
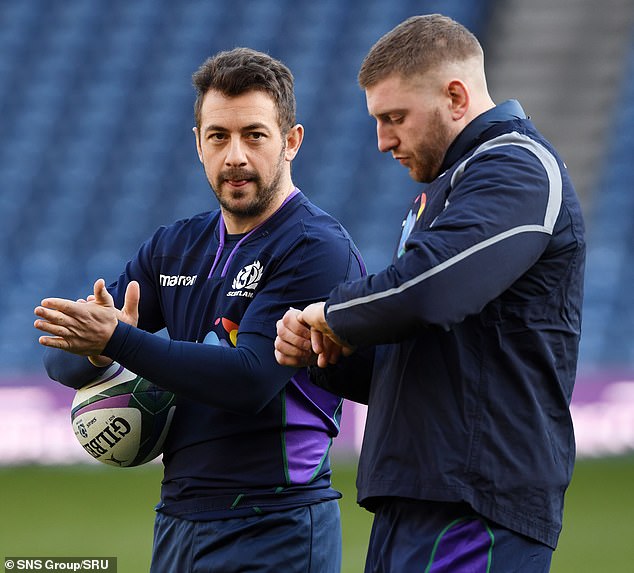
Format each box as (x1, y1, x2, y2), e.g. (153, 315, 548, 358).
(33, 294, 117, 357)
(93, 278, 114, 307)
(299, 302, 327, 331)
(341, 345, 355, 357)
(310, 328, 325, 355)
(34, 303, 78, 339)
(34, 320, 68, 338)
(310, 331, 345, 367)
(276, 310, 312, 350)
(34, 304, 71, 334)
(88, 355, 114, 367)
(38, 297, 76, 314)
(274, 348, 312, 367)
(274, 305, 355, 368)
(320, 335, 344, 365)
(34, 303, 76, 348)
(38, 335, 70, 350)
(274, 335, 310, 360)
(274, 309, 315, 367)
(121, 281, 140, 326)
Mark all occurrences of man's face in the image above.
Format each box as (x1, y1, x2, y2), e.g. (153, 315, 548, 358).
(365, 74, 457, 183)
(195, 89, 291, 221)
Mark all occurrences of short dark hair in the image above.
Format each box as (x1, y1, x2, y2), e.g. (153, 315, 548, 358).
(358, 14, 483, 88)
(192, 47, 296, 134)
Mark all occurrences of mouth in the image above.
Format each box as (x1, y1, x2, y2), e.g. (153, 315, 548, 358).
(225, 179, 250, 188)
(220, 169, 258, 190)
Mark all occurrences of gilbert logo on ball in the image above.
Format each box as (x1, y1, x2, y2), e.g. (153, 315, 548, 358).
(70, 363, 176, 467)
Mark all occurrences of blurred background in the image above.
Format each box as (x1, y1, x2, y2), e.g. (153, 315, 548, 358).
(1, 0, 633, 571)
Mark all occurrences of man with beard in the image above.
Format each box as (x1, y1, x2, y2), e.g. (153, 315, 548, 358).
(34, 47, 364, 573)
(275, 14, 585, 573)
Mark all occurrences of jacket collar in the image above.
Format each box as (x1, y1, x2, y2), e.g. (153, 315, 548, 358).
(441, 99, 527, 172)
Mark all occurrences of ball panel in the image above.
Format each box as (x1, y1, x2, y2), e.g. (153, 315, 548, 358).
(135, 405, 176, 465)
(69, 364, 176, 467)
(73, 395, 135, 415)
(72, 407, 142, 467)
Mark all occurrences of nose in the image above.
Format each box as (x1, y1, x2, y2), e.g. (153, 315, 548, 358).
(225, 137, 247, 167)
(376, 123, 398, 154)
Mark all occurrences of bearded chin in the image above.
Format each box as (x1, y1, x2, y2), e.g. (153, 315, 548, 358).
(226, 174, 278, 218)
(412, 110, 452, 183)
(211, 146, 286, 218)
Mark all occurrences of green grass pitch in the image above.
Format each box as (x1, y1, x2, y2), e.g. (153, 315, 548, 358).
(1, 457, 633, 572)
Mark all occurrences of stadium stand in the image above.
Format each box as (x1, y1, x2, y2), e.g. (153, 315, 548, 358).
(0, 0, 491, 374)
(578, 29, 634, 369)
(482, 0, 634, 371)
(1, 0, 632, 375)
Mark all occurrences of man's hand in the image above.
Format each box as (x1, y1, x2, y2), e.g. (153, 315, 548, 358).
(84, 279, 140, 366)
(34, 279, 140, 360)
(275, 303, 355, 369)
(274, 308, 316, 367)
(88, 278, 140, 328)
(299, 302, 355, 367)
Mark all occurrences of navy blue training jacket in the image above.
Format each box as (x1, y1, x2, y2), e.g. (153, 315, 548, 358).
(314, 101, 586, 548)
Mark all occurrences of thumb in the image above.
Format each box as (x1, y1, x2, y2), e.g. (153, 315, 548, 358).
(93, 279, 114, 307)
(122, 281, 140, 326)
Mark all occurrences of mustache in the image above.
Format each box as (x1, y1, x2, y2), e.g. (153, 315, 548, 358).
(219, 168, 259, 182)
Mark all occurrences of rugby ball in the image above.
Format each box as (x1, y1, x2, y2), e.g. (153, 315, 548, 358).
(70, 363, 176, 467)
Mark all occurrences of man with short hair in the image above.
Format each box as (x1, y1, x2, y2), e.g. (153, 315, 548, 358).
(275, 15, 585, 572)
(35, 47, 364, 573)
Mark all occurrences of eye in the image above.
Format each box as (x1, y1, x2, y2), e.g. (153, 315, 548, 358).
(246, 132, 266, 141)
(376, 113, 404, 127)
(207, 132, 227, 142)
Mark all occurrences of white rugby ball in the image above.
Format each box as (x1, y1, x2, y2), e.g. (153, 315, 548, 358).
(70, 364, 175, 467)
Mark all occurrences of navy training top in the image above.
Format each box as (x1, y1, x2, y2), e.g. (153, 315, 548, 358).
(44, 189, 365, 519)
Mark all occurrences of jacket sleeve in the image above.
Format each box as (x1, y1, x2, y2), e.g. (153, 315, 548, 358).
(325, 141, 563, 346)
(103, 326, 297, 415)
(308, 346, 375, 405)
(42, 329, 292, 416)
(43, 348, 111, 389)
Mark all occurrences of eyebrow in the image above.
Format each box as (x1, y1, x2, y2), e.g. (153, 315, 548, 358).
(242, 123, 270, 132)
(373, 109, 407, 119)
(203, 122, 271, 134)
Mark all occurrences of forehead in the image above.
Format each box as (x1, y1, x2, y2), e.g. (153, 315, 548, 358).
(365, 74, 431, 116)
(199, 89, 279, 129)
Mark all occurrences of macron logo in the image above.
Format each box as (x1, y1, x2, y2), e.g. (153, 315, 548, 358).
(159, 274, 198, 287)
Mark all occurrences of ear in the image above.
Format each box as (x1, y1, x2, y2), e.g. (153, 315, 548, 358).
(193, 126, 204, 164)
(284, 124, 304, 161)
(446, 80, 469, 121)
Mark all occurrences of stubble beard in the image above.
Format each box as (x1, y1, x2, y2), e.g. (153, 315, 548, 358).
(211, 146, 287, 219)
(411, 109, 454, 183)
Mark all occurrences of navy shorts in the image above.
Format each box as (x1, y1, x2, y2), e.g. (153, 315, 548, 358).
(364, 499, 553, 573)
(150, 499, 341, 573)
